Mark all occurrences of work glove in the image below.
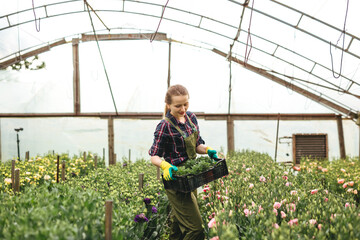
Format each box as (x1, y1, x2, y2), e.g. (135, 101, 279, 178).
(160, 161, 178, 181)
(206, 147, 218, 160)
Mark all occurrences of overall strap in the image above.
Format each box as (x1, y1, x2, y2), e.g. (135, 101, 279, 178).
(165, 117, 187, 138)
(185, 113, 197, 132)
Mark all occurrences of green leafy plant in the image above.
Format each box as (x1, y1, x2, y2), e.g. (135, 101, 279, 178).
(175, 156, 217, 176)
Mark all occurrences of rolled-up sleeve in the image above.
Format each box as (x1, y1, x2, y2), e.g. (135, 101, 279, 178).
(149, 121, 167, 157)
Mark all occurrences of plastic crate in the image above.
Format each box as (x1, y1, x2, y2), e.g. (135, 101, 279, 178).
(162, 158, 229, 193)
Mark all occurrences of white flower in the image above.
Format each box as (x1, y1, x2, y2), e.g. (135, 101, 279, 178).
(4, 178, 12, 184)
(44, 175, 51, 180)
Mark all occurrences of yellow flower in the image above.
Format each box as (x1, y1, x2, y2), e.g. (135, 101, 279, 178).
(26, 172, 31, 175)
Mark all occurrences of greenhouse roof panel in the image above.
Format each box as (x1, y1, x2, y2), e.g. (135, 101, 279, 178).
(0, 0, 358, 118)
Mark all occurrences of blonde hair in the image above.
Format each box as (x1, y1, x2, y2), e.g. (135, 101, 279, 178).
(163, 84, 189, 119)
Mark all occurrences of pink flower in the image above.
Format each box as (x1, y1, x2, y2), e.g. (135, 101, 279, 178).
(348, 181, 354, 187)
(273, 208, 278, 216)
(259, 176, 266, 182)
(324, 190, 328, 194)
(340, 168, 346, 173)
(281, 211, 286, 218)
(345, 202, 350, 208)
(246, 168, 251, 172)
(249, 183, 254, 189)
(338, 179, 345, 184)
(287, 203, 296, 212)
(310, 189, 318, 195)
(203, 186, 210, 192)
(309, 219, 317, 225)
(322, 168, 328, 173)
(282, 176, 288, 180)
(354, 190, 358, 195)
(343, 183, 348, 189)
(290, 190, 297, 195)
(284, 171, 288, 175)
(208, 218, 216, 228)
(244, 209, 250, 217)
(288, 218, 298, 226)
(324, 197, 329, 202)
(273, 223, 279, 229)
(210, 237, 219, 240)
(273, 202, 281, 209)
(318, 224, 322, 230)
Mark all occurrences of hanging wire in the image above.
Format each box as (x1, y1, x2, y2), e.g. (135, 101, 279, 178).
(32, 0, 41, 32)
(244, 0, 255, 66)
(329, 0, 349, 79)
(150, 0, 170, 42)
(84, 0, 118, 114)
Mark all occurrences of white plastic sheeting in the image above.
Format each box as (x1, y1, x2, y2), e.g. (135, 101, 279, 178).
(0, 0, 359, 162)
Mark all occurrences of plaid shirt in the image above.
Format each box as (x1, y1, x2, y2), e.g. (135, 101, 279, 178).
(149, 111, 205, 166)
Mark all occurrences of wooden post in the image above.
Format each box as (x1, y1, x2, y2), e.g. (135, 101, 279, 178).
(57, 155, 60, 183)
(128, 149, 131, 163)
(157, 167, 160, 181)
(114, 153, 116, 165)
(11, 160, 15, 190)
(103, 148, 105, 163)
(108, 117, 114, 165)
(94, 155, 98, 169)
(83, 151, 86, 161)
(14, 168, 20, 193)
(72, 38, 81, 115)
(105, 200, 113, 240)
(139, 173, 144, 191)
(61, 161, 66, 181)
(336, 115, 346, 159)
(227, 116, 235, 154)
(25, 151, 29, 161)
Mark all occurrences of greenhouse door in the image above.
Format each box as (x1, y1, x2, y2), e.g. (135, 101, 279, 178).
(292, 134, 328, 164)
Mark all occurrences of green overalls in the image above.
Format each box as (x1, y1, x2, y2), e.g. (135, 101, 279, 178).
(164, 114, 205, 240)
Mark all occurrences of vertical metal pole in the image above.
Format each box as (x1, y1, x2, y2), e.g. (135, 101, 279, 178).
(57, 155, 60, 183)
(167, 41, 171, 88)
(274, 113, 280, 162)
(17, 133, 20, 161)
(228, 46, 232, 115)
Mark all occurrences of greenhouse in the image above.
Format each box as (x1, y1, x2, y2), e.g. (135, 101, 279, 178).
(0, 0, 359, 239)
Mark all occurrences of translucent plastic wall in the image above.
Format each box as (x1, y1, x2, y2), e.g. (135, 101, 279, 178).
(1, 118, 358, 163)
(0, 40, 359, 163)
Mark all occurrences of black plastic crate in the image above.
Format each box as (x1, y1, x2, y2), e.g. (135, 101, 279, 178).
(162, 158, 228, 193)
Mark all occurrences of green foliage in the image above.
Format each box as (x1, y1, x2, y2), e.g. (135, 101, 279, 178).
(175, 156, 216, 176)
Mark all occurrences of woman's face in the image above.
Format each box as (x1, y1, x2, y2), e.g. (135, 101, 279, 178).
(168, 95, 189, 120)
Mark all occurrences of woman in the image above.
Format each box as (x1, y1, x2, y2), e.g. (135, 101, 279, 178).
(149, 84, 218, 240)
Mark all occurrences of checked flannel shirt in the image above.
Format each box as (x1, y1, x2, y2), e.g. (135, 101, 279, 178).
(149, 111, 205, 166)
